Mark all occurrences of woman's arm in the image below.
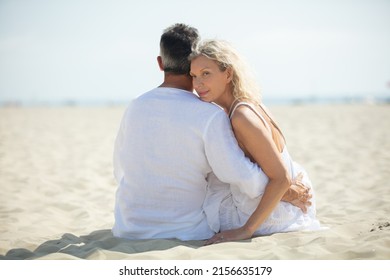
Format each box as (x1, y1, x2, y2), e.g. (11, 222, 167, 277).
(205, 105, 291, 244)
(233, 105, 291, 232)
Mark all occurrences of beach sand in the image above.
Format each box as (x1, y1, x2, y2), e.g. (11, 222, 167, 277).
(1, 103, 389, 260)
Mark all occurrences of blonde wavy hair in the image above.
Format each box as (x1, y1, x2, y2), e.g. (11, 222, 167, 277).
(189, 39, 261, 104)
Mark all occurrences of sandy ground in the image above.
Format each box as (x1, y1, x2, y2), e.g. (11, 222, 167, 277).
(1, 103, 389, 260)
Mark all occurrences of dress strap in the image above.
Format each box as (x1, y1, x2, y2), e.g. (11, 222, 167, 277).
(229, 101, 271, 132)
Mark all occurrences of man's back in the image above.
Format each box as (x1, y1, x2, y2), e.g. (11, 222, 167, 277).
(112, 87, 226, 240)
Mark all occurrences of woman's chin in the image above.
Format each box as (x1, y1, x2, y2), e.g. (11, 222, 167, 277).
(199, 96, 213, 103)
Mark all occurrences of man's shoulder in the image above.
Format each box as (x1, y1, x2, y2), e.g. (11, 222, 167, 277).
(134, 88, 223, 112)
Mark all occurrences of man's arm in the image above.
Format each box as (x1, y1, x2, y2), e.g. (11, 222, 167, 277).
(203, 110, 268, 197)
(113, 109, 128, 184)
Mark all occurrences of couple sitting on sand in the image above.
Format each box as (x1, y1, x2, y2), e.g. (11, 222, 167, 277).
(112, 23, 321, 244)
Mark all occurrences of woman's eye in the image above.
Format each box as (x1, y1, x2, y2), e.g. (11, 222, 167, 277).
(202, 72, 210, 76)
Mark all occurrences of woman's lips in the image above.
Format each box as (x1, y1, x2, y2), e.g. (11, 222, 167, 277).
(197, 90, 208, 97)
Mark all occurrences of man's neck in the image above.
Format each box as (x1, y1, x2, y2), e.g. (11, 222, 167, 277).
(159, 73, 193, 92)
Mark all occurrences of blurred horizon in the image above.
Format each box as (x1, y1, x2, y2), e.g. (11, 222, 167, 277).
(1, 0, 390, 106)
(1, 92, 388, 107)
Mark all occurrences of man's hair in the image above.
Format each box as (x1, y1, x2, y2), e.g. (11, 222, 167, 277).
(160, 23, 200, 75)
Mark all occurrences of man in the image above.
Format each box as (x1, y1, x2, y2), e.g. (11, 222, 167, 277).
(112, 23, 309, 241)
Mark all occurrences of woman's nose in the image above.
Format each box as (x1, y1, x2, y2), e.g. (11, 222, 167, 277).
(193, 77, 202, 89)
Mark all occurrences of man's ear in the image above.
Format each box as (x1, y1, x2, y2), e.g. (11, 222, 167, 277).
(157, 56, 164, 71)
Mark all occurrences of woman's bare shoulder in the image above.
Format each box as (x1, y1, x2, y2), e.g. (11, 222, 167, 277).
(231, 104, 262, 129)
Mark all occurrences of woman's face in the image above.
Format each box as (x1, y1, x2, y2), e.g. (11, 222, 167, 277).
(190, 55, 232, 104)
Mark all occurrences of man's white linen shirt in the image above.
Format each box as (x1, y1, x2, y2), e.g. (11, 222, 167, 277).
(112, 88, 268, 241)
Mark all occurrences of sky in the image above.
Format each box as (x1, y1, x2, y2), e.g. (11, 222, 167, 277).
(0, 0, 389, 105)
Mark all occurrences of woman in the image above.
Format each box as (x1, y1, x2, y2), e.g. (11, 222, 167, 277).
(189, 40, 321, 244)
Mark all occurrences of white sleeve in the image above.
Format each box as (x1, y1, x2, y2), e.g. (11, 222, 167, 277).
(204, 111, 269, 199)
(113, 111, 126, 184)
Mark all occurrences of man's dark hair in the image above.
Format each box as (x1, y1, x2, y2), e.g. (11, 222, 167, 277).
(160, 23, 200, 75)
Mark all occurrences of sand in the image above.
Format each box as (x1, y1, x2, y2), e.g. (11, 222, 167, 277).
(1, 103, 390, 260)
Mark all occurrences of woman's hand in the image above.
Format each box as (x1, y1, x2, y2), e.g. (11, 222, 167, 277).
(204, 227, 253, 245)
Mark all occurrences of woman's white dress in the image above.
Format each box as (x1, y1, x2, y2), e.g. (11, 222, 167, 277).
(203, 102, 321, 235)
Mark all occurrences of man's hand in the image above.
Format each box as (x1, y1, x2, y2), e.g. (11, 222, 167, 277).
(282, 172, 312, 213)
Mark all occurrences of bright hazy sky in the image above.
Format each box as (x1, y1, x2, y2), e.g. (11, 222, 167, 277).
(1, 0, 389, 104)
